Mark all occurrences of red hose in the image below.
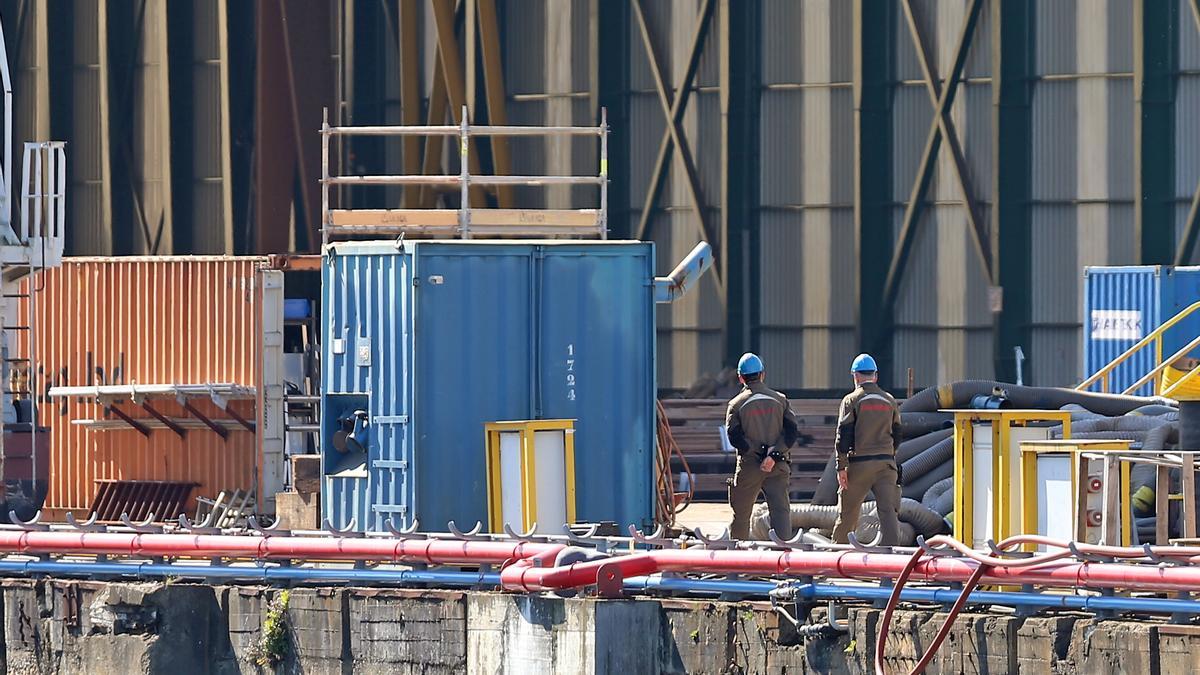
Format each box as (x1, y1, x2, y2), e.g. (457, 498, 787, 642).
(874, 547, 991, 675)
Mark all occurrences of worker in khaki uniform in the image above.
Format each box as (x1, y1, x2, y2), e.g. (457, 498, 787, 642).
(831, 353, 903, 546)
(726, 353, 799, 540)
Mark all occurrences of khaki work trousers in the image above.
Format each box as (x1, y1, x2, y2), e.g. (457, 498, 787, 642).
(831, 458, 902, 546)
(728, 454, 791, 540)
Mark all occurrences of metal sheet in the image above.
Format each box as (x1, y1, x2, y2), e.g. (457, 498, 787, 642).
(25, 257, 265, 513)
(1177, 74, 1200, 201)
(323, 241, 656, 532)
(1035, 0, 1078, 75)
(1183, 0, 1200, 71)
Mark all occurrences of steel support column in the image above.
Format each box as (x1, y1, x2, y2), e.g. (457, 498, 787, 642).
(398, 0, 421, 209)
(477, 0, 514, 208)
(430, 0, 486, 208)
(1135, 0, 1177, 265)
(853, 0, 894, 369)
(596, 0, 630, 239)
(719, 0, 759, 363)
(992, 0, 1033, 383)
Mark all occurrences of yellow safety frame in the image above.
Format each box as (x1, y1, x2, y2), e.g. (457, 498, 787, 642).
(949, 410, 1072, 549)
(1019, 440, 1133, 549)
(484, 419, 576, 532)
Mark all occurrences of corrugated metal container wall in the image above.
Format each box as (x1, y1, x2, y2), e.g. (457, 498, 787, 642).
(1178, 0, 1200, 262)
(1083, 266, 1200, 395)
(22, 258, 263, 513)
(322, 241, 656, 532)
(757, 0, 856, 391)
(891, 0, 994, 388)
(1029, 0, 1136, 387)
(632, 0, 724, 390)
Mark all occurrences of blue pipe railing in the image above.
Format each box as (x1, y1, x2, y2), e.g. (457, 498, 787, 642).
(624, 576, 1200, 615)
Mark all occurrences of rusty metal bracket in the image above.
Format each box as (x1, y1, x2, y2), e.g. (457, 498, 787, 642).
(178, 398, 229, 440)
(105, 404, 151, 437)
(141, 402, 186, 439)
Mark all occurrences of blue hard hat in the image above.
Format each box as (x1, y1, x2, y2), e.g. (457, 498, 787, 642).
(737, 353, 764, 376)
(851, 353, 878, 373)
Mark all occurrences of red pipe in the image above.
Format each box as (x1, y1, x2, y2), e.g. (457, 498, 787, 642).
(500, 548, 1200, 594)
(0, 531, 1198, 595)
(0, 531, 560, 565)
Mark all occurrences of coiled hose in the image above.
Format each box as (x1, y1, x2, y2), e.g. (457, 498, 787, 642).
(811, 429, 952, 506)
(749, 498, 943, 541)
(899, 437, 953, 485)
(901, 380, 1173, 416)
(899, 412, 954, 439)
(902, 459, 954, 502)
(921, 476, 954, 511)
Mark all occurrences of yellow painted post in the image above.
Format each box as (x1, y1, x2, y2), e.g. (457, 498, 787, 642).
(1120, 460, 1132, 547)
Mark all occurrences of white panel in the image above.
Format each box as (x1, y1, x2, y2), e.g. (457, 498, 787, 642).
(1008, 427, 1052, 541)
(1036, 454, 1075, 550)
(499, 432, 525, 528)
(533, 430, 568, 533)
(971, 423, 994, 549)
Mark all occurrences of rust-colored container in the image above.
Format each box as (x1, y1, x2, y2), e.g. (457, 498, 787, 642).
(18, 257, 266, 515)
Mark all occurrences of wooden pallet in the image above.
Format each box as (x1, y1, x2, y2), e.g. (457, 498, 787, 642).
(663, 398, 839, 502)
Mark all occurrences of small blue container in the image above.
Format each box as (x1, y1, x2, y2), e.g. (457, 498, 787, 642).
(284, 299, 311, 320)
(1083, 266, 1200, 395)
(321, 240, 657, 532)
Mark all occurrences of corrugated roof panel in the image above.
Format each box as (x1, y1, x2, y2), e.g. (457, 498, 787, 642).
(757, 212, 804, 327)
(959, 82, 994, 203)
(893, 84, 933, 199)
(1103, 78, 1135, 201)
(1182, 0, 1200, 70)
(894, 0, 933, 83)
(1030, 328, 1083, 387)
(1178, 75, 1200, 200)
(760, 90, 803, 205)
(627, 93, 665, 209)
(1032, 79, 1078, 201)
(892, 329, 939, 388)
(1035, 0, 1078, 75)
(894, 210, 940, 327)
(1031, 204, 1081, 323)
(760, 0, 802, 85)
(503, 0, 547, 95)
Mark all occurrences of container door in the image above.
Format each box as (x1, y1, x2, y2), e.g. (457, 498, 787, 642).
(538, 244, 656, 528)
(322, 251, 412, 532)
(412, 245, 534, 531)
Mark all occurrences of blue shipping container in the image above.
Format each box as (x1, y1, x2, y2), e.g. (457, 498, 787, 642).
(321, 240, 657, 532)
(1083, 266, 1200, 396)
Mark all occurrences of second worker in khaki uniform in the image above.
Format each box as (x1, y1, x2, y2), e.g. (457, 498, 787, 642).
(831, 353, 903, 545)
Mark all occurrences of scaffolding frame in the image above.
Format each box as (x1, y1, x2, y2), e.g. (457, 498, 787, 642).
(320, 106, 609, 243)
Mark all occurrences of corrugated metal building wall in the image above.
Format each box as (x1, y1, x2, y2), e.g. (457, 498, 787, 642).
(758, 1, 856, 390)
(13, 0, 1200, 392)
(1029, 0, 1135, 386)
